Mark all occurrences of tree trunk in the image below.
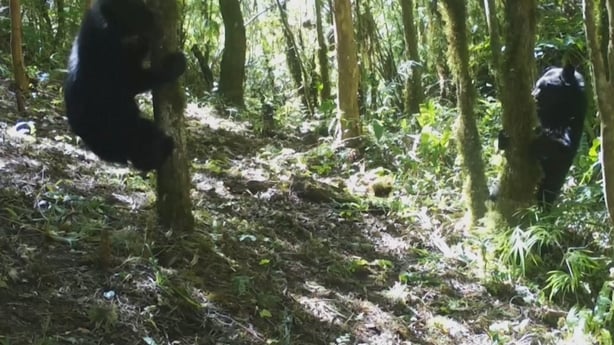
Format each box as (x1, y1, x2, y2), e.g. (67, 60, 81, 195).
(218, 0, 246, 107)
(333, 0, 361, 141)
(482, 0, 502, 94)
(400, 0, 423, 116)
(441, 0, 488, 225)
(276, 0, 314, 116)
(583, 0, 614, 224)
(54, 0, 65, 45)
(150, 0, 194, 233)
(9, 0, 27, 114)
(34, 0, 53, 38)
(427, 2, 451, 100)
(354, 0, 366, 115)
(599, 0, 609, 79)
(315, 0, 331, 102)
(191, 44, 214, 92)
(277, 1, 302, 92)
(496, 0, 540, 222)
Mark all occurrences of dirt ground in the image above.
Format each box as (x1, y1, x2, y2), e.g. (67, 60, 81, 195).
(0, 83, 564, 345)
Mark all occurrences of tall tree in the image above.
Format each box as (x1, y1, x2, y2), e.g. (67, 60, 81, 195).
(9, 0, 27, 113)
(218, 0, 246, 107)
(315, 0, 331, 102)
(150, 0, 194, 232)
(495, 0, 539, 222)
(583, 0, 614, 224)
(482, 0, 502, 94)
(276, 0, 314, 116)
(333, 0, 360, 141)
(426, 1, 450, 100)
(441, 0, 488, 225)
(400, 0, 423, 116)
(54, 0, 65, 45)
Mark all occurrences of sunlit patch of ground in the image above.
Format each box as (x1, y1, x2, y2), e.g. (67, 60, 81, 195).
(0, 82, 568, 344)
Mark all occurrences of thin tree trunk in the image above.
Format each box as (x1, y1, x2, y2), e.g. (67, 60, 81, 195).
(354, 0, 367, 115)
(599, 0, 609, 79)
(427, 2, 450, 100)
(482, 0, 502, 94)
(276, 0, 314, 116)
(9, 0, 27, 113)
(218, 0, 246, 107)
(583, 0, 614, 224)
(496, 0, 540, 222)
(54, 0, 65, 45)
(333, 0, 361, 142)
(34, 0, 53, 37)
(400, 0, 423, 116)
(151, 0, 194, 233)
(315, 0, 331, 102)
(441, 0, 488, 225)
(191, 44, 214, 92)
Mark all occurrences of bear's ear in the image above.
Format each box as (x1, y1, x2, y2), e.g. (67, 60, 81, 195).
(562, 64, 576, 84)
(97, 0, 120, 27)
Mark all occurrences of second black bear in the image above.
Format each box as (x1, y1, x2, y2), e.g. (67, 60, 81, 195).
(64, 0, 186, 171)
(532, 65, 587, 206)
(498, 65, 587, 207)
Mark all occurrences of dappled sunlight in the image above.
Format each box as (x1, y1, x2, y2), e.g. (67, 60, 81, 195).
(186, 103, 250, 134)
(382, 281, 411, 304)
(427, 315, 472, 341)
(292, 280, 410, 343)
(1, 0, 606, 342)
(192, 172, 237, 200)
(0, 78, 584, 344)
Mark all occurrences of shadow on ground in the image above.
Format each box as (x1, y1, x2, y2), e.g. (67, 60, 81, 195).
(0, 83, 554, 345)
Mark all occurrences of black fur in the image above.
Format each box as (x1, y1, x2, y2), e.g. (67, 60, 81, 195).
(64, 0, 186, 171)
(532, 65, 587, 206)
(495, 65, 587, 207)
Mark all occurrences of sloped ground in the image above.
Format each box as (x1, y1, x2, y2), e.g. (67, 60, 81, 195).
(0, 81, 565, 345)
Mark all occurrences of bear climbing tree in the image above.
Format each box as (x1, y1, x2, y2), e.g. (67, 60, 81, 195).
(64, 0, 186, 171)
(498, 64, 587, 207)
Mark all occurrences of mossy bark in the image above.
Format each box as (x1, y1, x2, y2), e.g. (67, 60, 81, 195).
(400, 0, 423, 116)
(583, 0, 614, 225)
(218, 0, 246, 107)
(333, 0, 361, 141)
(441, 0, 489, 225)
(151, 0, 194, 233)
(496, 0, 540, 222)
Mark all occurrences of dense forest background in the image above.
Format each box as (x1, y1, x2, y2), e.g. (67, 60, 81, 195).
(0, 0, 613, 344)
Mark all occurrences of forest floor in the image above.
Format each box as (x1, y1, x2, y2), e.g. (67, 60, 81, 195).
(0, 81, 568, 345)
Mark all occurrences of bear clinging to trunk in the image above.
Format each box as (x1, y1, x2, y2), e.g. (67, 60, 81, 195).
(64, 0, 186, 171)
(497, 64, 587, 208)
(531, 65, 587, 207)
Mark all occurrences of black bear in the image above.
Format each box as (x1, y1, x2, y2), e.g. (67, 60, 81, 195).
(497, 65, 587, 207)
(64, 0, 186, 171)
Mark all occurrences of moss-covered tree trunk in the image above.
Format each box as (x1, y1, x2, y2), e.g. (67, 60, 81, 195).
(441, 0, 488, 225)
(482, 0, 502, 94)
(400, 0, 423, 116)
(427, 1, 451, 100)
(218, 0, 246, 107)
(496, 0, 540, 222)
(583, 0, 614, 224)
(54, 0, 65, 46)
(276, 0, 314, 116)
(333, 0, 361, 141)
(151, 0, 194, 233)
(9, 0, 27, 114)
(315, 0, 331, 102)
